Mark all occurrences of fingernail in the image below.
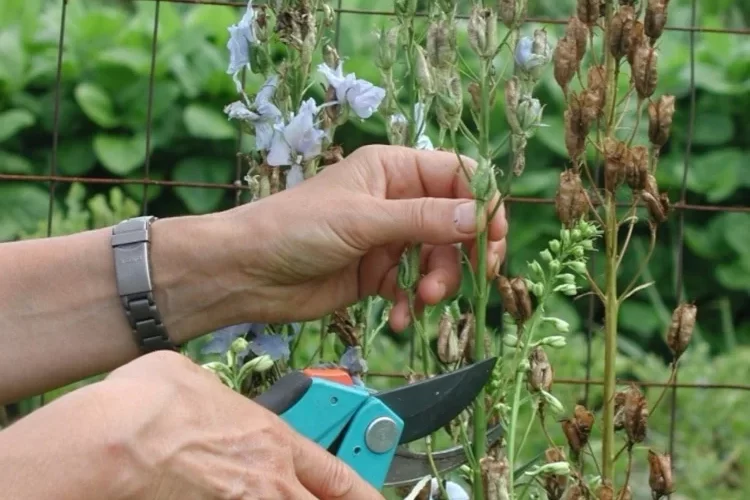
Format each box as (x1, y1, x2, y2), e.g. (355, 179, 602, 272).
(454, 202, 477, 233)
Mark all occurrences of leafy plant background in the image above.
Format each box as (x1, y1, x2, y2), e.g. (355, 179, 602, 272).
(1, 0, 749, 498)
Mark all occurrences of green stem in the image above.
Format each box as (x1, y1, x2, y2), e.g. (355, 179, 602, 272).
(471, 56, 493, 500)
(602, 193, 619, 482)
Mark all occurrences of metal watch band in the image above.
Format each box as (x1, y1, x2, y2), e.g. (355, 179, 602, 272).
(111, 216, 176, 354)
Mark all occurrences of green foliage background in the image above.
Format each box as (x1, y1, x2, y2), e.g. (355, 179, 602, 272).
(1, 0, 749, 497)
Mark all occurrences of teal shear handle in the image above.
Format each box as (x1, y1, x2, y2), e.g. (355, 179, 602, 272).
(253, 370, 404, 489)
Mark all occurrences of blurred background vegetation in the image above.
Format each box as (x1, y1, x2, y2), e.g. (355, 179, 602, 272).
(1, 0, 749, 498)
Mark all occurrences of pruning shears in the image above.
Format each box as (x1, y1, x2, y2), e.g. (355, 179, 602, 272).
(252, 357, 503, 490)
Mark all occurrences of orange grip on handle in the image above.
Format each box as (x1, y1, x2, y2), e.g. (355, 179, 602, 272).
(302, 367, 354, 386)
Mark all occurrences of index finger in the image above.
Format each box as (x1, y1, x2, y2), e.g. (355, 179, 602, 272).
(362, 145, 507, 241)
(292, 432, 385, 500)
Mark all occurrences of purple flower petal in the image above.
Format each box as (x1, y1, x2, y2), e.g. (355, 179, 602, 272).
(202, 323, 265, 357)
(249, 333, 292, 361)
(339, 346, 368, 375)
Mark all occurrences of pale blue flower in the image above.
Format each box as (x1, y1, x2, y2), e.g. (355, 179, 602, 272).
(431, 479, 470, 500)
(514, 35, 551, 76)
(318, 62, 386, 119)
(202, 322, 301, 362)
(202, 322, 265, 358)
(339, 346, 368, 375)
(390, 103, 433, 150)
(224, 75, 282, 151)
(227, 0, 258, 93)
(267, 98, 326, 169)
(285, 164, 305, 189)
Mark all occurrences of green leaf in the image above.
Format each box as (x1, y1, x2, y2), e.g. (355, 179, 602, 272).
(57, 138, 98, 176)
(183, 104, 235, 140)
(74, 82, 119, 128)
(93, 133, 147, 175)
(688, 150, 743, 203)
(620, 300, 662, 339)
(172, 157, 233, 213)
(0, 108, 35, 142)
(0, 184, 51, 241)
(692, 113, 734, 146)
(0, 150, 34, 173)
(0, 27, 27, 92)
(95, 47, 153, 75)
(724, 213, 750, 255)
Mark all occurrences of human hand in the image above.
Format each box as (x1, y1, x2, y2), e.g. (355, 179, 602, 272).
(229, 145, 507, 331)
(102, 351, 384, 500)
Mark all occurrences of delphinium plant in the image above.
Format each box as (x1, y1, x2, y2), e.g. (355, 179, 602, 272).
(197, 1, 697, 499)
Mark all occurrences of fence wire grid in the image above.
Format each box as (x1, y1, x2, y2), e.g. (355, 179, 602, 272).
(2, 0, 749, 494)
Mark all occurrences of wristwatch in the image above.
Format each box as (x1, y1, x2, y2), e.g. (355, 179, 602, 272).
(111, 216, 176, 354)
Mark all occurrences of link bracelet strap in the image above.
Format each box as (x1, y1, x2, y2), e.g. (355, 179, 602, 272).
(111, 216, 176, 354)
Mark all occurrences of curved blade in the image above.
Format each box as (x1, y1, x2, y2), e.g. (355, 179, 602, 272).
(374, 357, 497, 444)
(384, 424, 505, 486)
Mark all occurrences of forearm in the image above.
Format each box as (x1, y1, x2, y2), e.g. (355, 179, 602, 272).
(0, 210, 262, 404)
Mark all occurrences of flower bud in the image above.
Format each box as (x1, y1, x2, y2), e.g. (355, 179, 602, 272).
(528, 346, 553, 392)
(544, 317, 570, 334)
(568, 260, 587, 275)
(244, 354, 274, 373)
(540, 249, 553, 262)
(397, 245, 421, 291)
(666, 302, 696, 359)
(503, 333, 519, 348)
(559, 273, 576, 285)
(517, 96, 544, 134)
(468, 6, 498, 59)
(645, 0, 670, 41)
(571, 245, 585, 258)
(529, 260, 544, 279)
(648, 450, 675, 499)
(549, 239, 561, 253)
(554, 283, 578, 296)
(633, 45, 658, 99)
(539, 335, 567, 348)
(414, 45, 434, 95)
(549, 259, 561, 274)
(648, 94, 676, 148)
(321, 3, 335, 28)
(555, 169, 589, 227)
(531, 460, 570, 476)
(532, 282, 545, 297)
(230, 337, 249, 355)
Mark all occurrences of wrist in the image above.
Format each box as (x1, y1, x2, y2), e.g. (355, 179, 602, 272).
(148, 209, 272, 342)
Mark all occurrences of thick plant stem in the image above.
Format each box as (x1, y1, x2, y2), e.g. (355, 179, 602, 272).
(602, 194, 619, 482)
(471, 57, 493, 500)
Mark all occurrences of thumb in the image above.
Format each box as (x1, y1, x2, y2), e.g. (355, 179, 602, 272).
(373, 197, 485, 246)
(292, 432, 384, 499)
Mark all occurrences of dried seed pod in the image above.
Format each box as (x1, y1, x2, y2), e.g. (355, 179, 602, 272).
(426, 20, 457, 69)
(577, 0, 600, 26)
(561, 404, 595, 459)
(499, 0, 526, 28)
(625, 21, 646, 68)
(648, 450, 675, 499)
(466, 322, 493, 362)
(329, 307, 359, 347)
(566, 16, 589, 63)
(645, 0, 670, 41)
(555, 169, 590, 227)
(497, 275, 519, 320)
(565, 484, 587, 500)
(564, 92, 592, 161)
(543, 447, 568, 500)
(642, 189, 671, 224)
(622, 384, 649, 444)
(633, 45, 659, 99)
(468, 6, 498, 59)
(609, 5, 636, 61)
(613, 388, 627, 431)
(553, 36, 579, 95)
(321, 144, 344, 166)
(648, 95, 676, 147)
(603, 138, 630, 193)
(596, 480, 614, 500)
(618, 486, 633, 500)
(510, 276, 533, 322)
(626, 145, 649, 191)
(414, 45, 434, 95)
(666, 302, 697, 359)
(586, 65, 607, 117)
(480, 455, 511, 500)
(528, 346, 554, 392)
(437, 310, 460, 363)
(457, 312, 474, 359)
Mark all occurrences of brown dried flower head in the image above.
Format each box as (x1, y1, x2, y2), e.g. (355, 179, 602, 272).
(577, 0, 601, 26)
(626, 20, 647, 67)
(565, 16, 589, 63)
(603, 138, 630, 193)
(586, 65, 607, 117)
(457, 312, 474, 361)
(499, 0, 527, 28)
(617, 486, 633, 500)
(321, 144, 344, 165)
(468, 6, 498, 59)
(645, 0, 671, 41)
(565, 484, 587, 500)
(667, 302, 697, 359)
(648, 94, 676, 147)
(613, 388, 627, 431)
(609, 5, 636, 61)
(466, 318, 492, 363)
(620, 384, 649, 444)
(498, 275, 533, 324)
(561, 404, 595, 458)
(564, 92, 594, 161)
(633, 45, 659, 99)
(648, 450, 675, 499)
(555, 169, 589, 227)
(553, 35, 579, 95)
(329, 307, 359, 347)
(596, 480, 614, 500)
(480, 455, 511, 500)
(437, 310, 460, 363)
(543, 447, 568, 500)
(528, 346, 554, 392)
(642, 189, 671, 224)
(626, 145, 649, 191)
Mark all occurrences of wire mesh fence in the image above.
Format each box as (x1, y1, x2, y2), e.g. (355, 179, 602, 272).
(2, 0, 749, 497)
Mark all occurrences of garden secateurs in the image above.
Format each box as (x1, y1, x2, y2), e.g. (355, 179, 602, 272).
(252, 357, 503, 489)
